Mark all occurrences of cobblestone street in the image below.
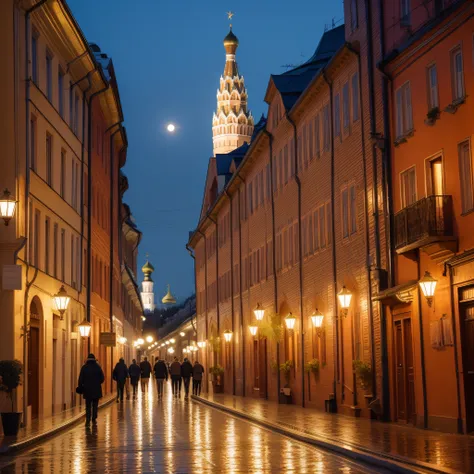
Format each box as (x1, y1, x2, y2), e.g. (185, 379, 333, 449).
(0, 382, 387, 473)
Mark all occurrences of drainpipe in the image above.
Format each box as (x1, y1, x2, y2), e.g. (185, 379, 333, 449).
(263, 129, 280, 399)
(224, 189, 236, 395)
(22, 0, 50, 427)
(197, 229, 209, 392)
(86, 83, 109, 353)
(235, 173, 246, 397)
(322, 72, 339, 409)
(285, 112, 305, 408)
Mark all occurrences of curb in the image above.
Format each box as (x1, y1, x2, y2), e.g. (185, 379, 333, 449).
(192, 395, 456, 474)
(0, 395, 116, 455)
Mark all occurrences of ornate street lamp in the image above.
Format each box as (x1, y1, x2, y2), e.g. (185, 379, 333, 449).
(180, 332, 186, 337)
(170, 338, 176, 343)
(78, 319, 92, 338)
(119, 336, 127, 345)
(146, 335, 154, 343)
(310, 309, 324, 336)
(137, 338, 144, 346)
(168, 347, 175, 354)
(223, 330, 233, 342)
(253, 303, 265, 321)
(337, 286, 352, 317)
(285, 313, 296, 330)
(249, 325, 258, 337)
(0, 189, 17, 226)
(52, 285, 71, 320)
(419, 271, 437, 306)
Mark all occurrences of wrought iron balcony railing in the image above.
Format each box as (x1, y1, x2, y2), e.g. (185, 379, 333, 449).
(394, 195, 454, 253)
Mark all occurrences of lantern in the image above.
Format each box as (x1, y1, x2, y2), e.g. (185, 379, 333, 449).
(137, 338, 144, 346)
(78, 319, 92, 338)
(285, 313, 296, 330)
(146, 335, 154, 343)
(168, 347, 175, 354)
(165, 341, 170, 345)
(180, 332, 185, 337)
(253, 303, 265, 321)
(0, 189, 17, 226)
(310, 309, 324, 336)
(170, 338, 176, 343)
(337, 286, 352, 316)
(52, 285, 71, 320)
(119, 336, 127, 345)
(419, 271, 437, 306)
(249, 325, 258, 336)
(141, 315, 146, 322)
(223, 330, 233, 342)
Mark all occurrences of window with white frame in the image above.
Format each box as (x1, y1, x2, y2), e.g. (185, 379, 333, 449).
(46, 50, 53, 102)
(352, 72, 359, 121)
(46, 133, 53, 186)
(343, 82, 350, 130)
(58, 68, 65, 118)
(427, 64, 439, 110)
(334, 93, 341, 137)
(32, 33, 38, 84)
(451, 46, 465, 101)
(395, 82, 413, 139)
(400, 166, 417, 208)
(458, 140, 473, 213)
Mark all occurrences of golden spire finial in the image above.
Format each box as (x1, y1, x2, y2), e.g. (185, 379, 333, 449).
(226, 10, 234, 28)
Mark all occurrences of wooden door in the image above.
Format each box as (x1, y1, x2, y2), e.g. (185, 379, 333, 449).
(461, 303, 474, 432)
(258, 338, 267, 398)
(28, 327, 40, 419)
(394, 316, 416, 424)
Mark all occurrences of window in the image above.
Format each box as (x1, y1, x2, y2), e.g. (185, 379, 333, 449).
(46, 133, 53, 186)
(451, 47, 464, 101)
(289, 138, 295, 177)
(350, 186, 357, 234)
(53, 223, 58, 278)
(266, 163, 271, 200)
(323, 105, 330, 151)
(313, 210, 319, 250)
(58, 68, 64, 118)
(308, 121, 314, 162)
(45, 218, 50, 274)
(303, 125, 308, 169)
(342, 83, 350, 130)
(61, 229, 65, 281)
(32, 34, 38, 84)
(319, 206, 326, 248)
(326, 202, 332, 244)
(352, 73, 359, 121)
(71, 235, 75, 289)
(278, 150, 283, 190)
(401, 0, 411, 26)
(30, 116, 37, 171)
(342, 188, 349, 238)
(69, 82, 74, 127)
(426, 156, 443, 196)
(400, 166, 417, 208)
(314, 114, 320, 157)
(395, 82, 413, 138)
(284, 145, 289, 184)
(34, 210, 40, 268)
(46, 51, 53, 101)
(248, 182, 253, 215)
(334, 93, 341, 137)
(351, 0, 358, 29)
(60, 150, 66, 198)
(427, 64, 438, 110)
(458, 140, 473, 213)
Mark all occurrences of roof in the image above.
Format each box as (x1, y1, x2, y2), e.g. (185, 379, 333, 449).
(215, 142, 249, 177)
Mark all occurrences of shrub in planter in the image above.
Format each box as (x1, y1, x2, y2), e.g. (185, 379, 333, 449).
(279, 360, 293, 395)
(353, 360, 372, 390)
(0, 360, 23, 436)
(304, 358, 320, 376)
(209, 365, 225, 393)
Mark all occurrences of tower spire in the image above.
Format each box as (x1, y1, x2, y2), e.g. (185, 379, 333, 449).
(141, 258, 156, 313)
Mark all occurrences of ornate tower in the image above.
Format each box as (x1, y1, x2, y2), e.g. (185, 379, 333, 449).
(141, 260, 155, 313)
(212, 26, 254, 156)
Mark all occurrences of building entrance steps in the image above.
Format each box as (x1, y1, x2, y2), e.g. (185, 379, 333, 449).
(192, 393, 474, 474)
(0, 394, 115, 454)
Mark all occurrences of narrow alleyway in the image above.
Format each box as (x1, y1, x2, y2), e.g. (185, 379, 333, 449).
(0, 381, 386, 473)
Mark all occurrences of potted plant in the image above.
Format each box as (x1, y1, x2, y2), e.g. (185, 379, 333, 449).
(0, 360, 23, 436)
(353, 359, 372, 391)
(209, 365, 224, 393)
(304, 358, 320, 378)
(425, 106, 440, 125)
(280, 360, 293, 396)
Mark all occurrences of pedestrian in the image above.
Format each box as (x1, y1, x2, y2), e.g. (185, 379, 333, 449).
(77, 353, 105, 427)
(181, 357, 193, 399)
(112, 357, 128, 403)
(153, 358, 168, 398)
(169, 357, 182, 397)
(139, 356, 152, 393)
(192, 360, 205, 396)
(128, 359, 141, 399)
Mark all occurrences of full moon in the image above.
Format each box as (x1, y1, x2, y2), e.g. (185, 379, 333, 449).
(167, 123, 176, 132)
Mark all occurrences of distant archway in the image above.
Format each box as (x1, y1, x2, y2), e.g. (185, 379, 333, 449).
(28, 296, 43, 419)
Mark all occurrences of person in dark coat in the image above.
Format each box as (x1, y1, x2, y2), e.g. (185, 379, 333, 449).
(128, 359, 141, 399)
(169, 357, 181, 397)
(139, 357, 152, 393)
(153, 358, 168, 398)
(78, 354, 105, 426)
(112, 358, 128, 402)
(181, 357, 193, 398)
(192, 360, 205, 396)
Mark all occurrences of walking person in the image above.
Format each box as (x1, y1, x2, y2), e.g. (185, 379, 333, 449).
(139, 357, 152, 394)
(77, 354, 105, 427)
(112, 358, 128, 403)
(169, 357, 182, 397)
(153, 358, 168, 398)
(128, 359, 141, 399)
(181, 357, 193, 399)
(192, 360, 205, 396)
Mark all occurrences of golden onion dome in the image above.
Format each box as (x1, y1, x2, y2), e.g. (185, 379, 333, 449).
(162, 284, 176, 305)
(223, 27, 239, 47)
(142, 261, 155, 274)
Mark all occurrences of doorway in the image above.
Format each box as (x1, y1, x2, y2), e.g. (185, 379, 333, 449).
(393, 313, 416, 424)
(258, 338, 267, 399)
(460, 300, 474, 432)
(28, 298, 42, 420)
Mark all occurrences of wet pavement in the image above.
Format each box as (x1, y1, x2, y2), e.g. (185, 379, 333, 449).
(0, 381, 386, 473)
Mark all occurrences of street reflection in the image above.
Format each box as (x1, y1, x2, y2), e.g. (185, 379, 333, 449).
(0, 380, 380, 473)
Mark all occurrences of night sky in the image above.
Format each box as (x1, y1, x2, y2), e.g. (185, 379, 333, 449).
(68, 0, 343, 302)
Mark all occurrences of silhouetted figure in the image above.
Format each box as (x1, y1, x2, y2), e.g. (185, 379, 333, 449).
(181, 357, 193, 398)
(113, 358, 129, 402)
(140, 357, 152, 393)
(78, 354, 105, 427)
(169, 357, 181, 397)
(128, 359, 141, 399)
(153, 358, 168, 398)
(192, 360, 205, 396)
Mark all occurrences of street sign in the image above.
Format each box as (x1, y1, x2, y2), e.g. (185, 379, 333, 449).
(100, 332, 116, 347)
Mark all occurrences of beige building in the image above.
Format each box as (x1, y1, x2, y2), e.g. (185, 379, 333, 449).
(0, 0, 141, 426)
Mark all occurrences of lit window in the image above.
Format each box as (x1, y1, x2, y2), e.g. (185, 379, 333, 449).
(395, 82, 413, 139)
(451, 47, 464, 101)
(427, 64, 439, 110)
(400, 166, 416, 208)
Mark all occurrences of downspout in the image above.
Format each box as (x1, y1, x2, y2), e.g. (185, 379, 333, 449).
(263, 129, 280, 399)
(322, 71, 339, 407)
(197, 229, 209, 392)
(285, 112, 305, 408)
(224, 189, 236, 395)
(23, 0, 50, 427)
(235, 173, 246, 396)
(86, 83, 109, 353)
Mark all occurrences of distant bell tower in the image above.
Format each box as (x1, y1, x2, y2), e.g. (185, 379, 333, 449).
(141, 260, 155, 313)
(212, 13, 254, 156)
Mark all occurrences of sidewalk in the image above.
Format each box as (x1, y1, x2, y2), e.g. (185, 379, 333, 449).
(0, 394, 115, 454)
(192, 393, 474, 474)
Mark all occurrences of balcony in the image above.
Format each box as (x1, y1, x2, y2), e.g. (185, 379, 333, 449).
(394, 195, 457, 260)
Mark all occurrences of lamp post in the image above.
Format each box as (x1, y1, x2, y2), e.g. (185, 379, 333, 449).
(52, 285, 71, 321)
(337, 286, 352, 317)
(249, 326, 258, 337)
(419, 271, 437, 306)
(223, 330, 233, 342)
(310, 309, 324, 336)
(0, 189, 17, 226)
(78, 319, 92, 338)
(253, 303, 265, 321)
(284, 313, 296, 330)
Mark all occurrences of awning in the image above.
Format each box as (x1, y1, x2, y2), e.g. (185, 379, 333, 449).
(372, 280, 418, 306)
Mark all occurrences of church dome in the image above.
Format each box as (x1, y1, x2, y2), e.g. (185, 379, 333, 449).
(142, 261, 155, 273)
(162, 284, 177, 305)
(223, 28, 239, 47)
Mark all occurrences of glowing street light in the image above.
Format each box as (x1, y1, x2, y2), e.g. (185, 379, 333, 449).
(141, 315, 146, 322)
(165, 341, 170, 345)
(0, 189, 17, 226)
(285, 313, 296, 330)
(419, 271, 437, 306)
(168, 347, 175, 354)
(52, 285, 71, 320)
(119, 336, 127, 345)
(223, 330, 233, 342)
(253, 303, 265, 321)
(137, 338, 144, 346)
(337, 286, 352, 316)
(170, 338, 176, 343)
(78, 319, 92, 338)
(310, 309, 324, 336)
(249, 326, 258, 336)
(180, 332, 185, 337)
(146, 335, 154, 343)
